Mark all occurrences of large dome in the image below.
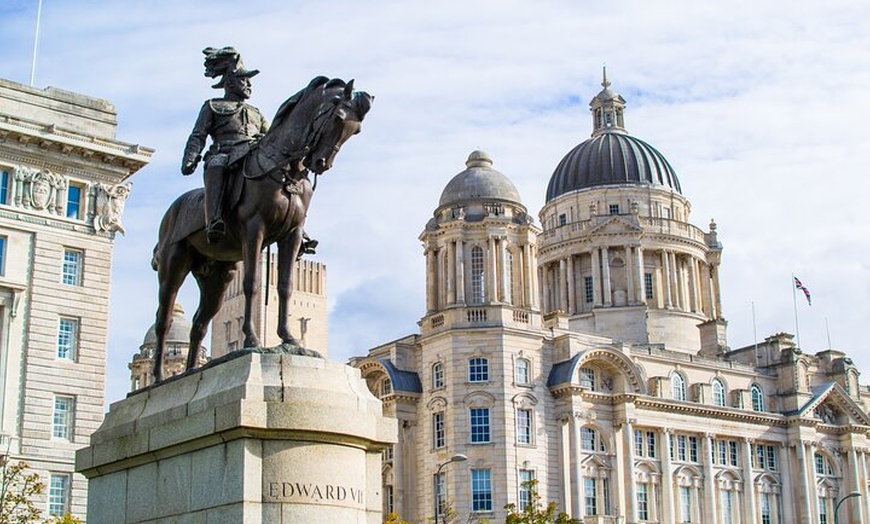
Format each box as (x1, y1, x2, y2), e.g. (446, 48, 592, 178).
(545, 132, 681, 202)
(438, 150, 522, 209)
(141, 303, 191, 348)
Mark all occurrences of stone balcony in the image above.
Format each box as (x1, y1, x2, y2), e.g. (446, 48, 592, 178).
(539, 214, 707, 245)
(420, 304, 542, 334)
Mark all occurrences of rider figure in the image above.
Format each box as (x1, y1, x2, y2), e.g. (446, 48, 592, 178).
(182, 47, 268, 243)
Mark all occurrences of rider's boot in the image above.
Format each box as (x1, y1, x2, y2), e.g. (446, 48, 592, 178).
(204, 165, 227, 243)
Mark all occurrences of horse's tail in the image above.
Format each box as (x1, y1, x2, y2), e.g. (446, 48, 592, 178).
(152, 190, 205, 271)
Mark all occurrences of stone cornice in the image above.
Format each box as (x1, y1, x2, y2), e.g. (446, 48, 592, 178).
(0, 116, 152, 175)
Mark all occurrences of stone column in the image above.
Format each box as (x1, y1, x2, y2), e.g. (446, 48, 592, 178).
(742, 438, 757, 524)
(570, 415, 582, 517)
(455, 241, 465, 305)
(687, 256, 699, 313)
(662, 251, 673, 308)
(625, 245, 635, 304)
(848, 446, 865, 523)
(795, 441, 813, 524)
(669, 251, 680, 310)
(500, 239, 510, 304)
(538, 266, 546, 312)
(556, 258, 568, 313)
(487, 237, 497, 303)
(446, 242, 456, 305)
(636, 246, 646, 305)
(660, 430, 674, 524)
(426, 248, 437, 312)
(591, 248, 602, 307)
(779, 443, 794, 524)
(566, 255, 576, 315)
(624, 421, 638, 522)
(519, 244, 529, 307)
(601, 247, 612, 306)
(529, 244, 540, 309)
(394, 423, 404, 518)
(559, 416, 572, 514)
(711, 263, 723, 318)
(614, 422, 627, 523)
(703, 434, 716, 524)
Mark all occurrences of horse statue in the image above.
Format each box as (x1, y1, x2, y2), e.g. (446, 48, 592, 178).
(150, 76, 373, 382)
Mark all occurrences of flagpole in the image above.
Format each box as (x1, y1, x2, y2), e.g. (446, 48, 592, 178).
(30, 0, 43, 86)
(752, 301, 759, 356)
(825, 317, 832, 349)
(791, 274, 801, 349)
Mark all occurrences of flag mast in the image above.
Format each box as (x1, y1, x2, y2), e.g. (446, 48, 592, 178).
(791, 274, 801, 349)
(29, 0, 44, 86)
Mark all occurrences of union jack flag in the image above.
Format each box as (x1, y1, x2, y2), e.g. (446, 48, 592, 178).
(794, 277, 812, 306)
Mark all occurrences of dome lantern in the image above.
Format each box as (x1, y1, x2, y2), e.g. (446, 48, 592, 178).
(590, 66, 627, 137)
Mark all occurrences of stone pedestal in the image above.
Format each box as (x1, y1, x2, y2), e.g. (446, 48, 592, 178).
(76, 352, 397, 523)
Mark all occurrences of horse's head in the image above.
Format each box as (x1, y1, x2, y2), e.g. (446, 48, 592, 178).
(306, 79, 373, 174)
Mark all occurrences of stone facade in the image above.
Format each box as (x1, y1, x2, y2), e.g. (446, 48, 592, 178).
(0, 78, 151, 517)
(210, 255, 328, 359)
(351, 77, 870, 524)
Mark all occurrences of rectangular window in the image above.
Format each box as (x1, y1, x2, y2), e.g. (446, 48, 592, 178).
(637, 483, 649, 521)
(581, 427, 597, 451)
(718, 441, 727, 465)
(689, 436, 699, 463)
(677, 435, 687, 461)
(579, 367, 595, 390)
(433, 411, 445, 449)
(680, 486, 691, 523)
(468, 357, 489, 382)
(584, 477, 597, 515)
(57, 317, 78, 360)
(434, 472, 446, 520)
(609, 204, 619, 215)
(470, 408, 490, 443)
(514, 359, 530, 384)
(433, 362, 445, 388)
(755, 444, 765, 469)
(766, 445, 777, 471)
(0, 235, 6, 277)
(516, 409, 532, 445)
(722, 490, 733, 524)
(634, 430, 644, 456)
(729, 441, 739, 466)
(760, 492, 771, 524)
(66, 183, 83, 219)
(386, 485, 394, 514)
(518, 469, 534, 510)
(52, 396, 74, 441)
(62, 249, 82, 286)
(647, 431, 657, 458)
(558, 213, 567, 226)
(669, 433, 674, 460)
(602, 477, 611, 515)
(48, 474, 70, 516)
(471, 469, 492, 512)
(644, 272, 654, 300)
(0, 169, 8, 205)
(584, 276, 594, 303)
(819, 496, 827, 524)
(815, 453, 825, 475)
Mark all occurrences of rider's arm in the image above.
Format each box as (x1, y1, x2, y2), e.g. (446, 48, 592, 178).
(181, 102, 213, 175)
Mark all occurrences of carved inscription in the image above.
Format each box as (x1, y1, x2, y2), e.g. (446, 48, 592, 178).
(265, 481, 364, 507)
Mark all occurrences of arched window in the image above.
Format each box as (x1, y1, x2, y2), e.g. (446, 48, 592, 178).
(515, 358, 530, 385)
(580, 427, 606, 453)
(750, 384, 765, 412)
(468, 357, 489, 382)
(712, 378, 726, 407)
(470, 246, 485, 304)
(432, 362, 444, 389)
(380, 377, 392, 397)
(672, 372, 687, 401)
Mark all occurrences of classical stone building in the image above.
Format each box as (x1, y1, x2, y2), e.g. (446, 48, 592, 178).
(0, 78, 151, 517)
(351, 75, 870, 524)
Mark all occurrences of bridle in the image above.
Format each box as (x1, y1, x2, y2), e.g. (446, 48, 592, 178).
(244, 90, 353, 192)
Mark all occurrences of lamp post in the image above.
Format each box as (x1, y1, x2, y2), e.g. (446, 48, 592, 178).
(435, 454, 468, 524)
(834, 490, 862, 524)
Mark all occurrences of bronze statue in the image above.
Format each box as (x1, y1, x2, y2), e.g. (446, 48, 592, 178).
(182, 47, 268, 243)
(151, 71, 373, 382)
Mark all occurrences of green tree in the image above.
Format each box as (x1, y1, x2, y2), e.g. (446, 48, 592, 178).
(384, 512, 411, 524)
(0, 460, 82, 524)
(503, 480, 580, 524)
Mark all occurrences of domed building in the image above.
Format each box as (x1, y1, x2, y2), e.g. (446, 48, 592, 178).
(128, 303, 207, 391)
(351, 74, 870, 524)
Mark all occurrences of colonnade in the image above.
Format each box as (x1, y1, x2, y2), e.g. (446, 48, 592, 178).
(540, 245, 721, 318)
(553, 415, 870, 524)
(425, 237, 539, 313)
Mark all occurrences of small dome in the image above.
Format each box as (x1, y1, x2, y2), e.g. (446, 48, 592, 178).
(141, 303, 192, 348)
(546, 133, 681, 202)
(438, 150, 522, 208)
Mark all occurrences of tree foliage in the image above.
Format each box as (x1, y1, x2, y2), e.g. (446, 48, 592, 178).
(384, 513, 411, 524)
(0, 461, 81, 524)
(503, 480, 580, 524)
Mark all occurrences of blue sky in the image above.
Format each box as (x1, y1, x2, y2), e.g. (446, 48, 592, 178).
(2, 0, 869, 405)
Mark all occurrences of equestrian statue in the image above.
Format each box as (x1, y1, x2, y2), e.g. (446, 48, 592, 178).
(150, 47, 372, 382)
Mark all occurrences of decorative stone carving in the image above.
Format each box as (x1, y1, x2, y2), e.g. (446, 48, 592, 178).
(93, 182, 132, 234)
(14, 165, 65, 213)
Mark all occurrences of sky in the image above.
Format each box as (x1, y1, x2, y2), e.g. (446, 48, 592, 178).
(1, 0, 868, 406)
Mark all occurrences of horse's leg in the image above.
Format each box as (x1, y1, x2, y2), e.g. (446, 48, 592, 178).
(188, 261, 237, 369)
(241, 221, 265, 348)
(153, 243, 192, 382)
(276, 228, 304, 345)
